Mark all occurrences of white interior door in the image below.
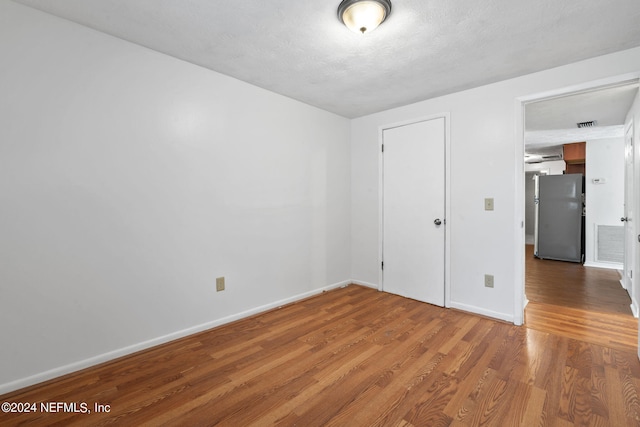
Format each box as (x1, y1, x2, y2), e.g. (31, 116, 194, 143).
(624, 124, 635, 296)
(382, 118, 445, 306)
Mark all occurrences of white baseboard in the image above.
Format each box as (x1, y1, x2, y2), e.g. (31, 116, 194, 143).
(583, 261, 624, 270)
(0, 279, 352, 396)
(631, 299, 639, 318)
(350, 279, 379, 290)
(448, 301, 514, 323)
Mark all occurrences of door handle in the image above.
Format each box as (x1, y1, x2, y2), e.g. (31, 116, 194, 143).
(621, 217, 629, 222)
(434, 219, 442, 226)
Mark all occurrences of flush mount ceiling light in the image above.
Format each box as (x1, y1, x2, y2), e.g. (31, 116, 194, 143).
(338, 0, 392, 34)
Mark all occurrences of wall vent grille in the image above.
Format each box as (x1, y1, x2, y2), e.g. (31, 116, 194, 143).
(596, 225, 624, 264)
(577, 120, 598, 128)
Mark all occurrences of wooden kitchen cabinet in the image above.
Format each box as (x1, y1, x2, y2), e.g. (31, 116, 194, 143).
(563, 142, 586, 164)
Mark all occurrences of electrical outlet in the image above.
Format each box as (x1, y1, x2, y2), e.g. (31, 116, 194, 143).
(484, 274, 494, 288)
(484, 198, 494, 211)
(216, 277, 225, 292)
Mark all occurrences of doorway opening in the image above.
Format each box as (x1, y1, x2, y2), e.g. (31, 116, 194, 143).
(516, 77, 639, 345)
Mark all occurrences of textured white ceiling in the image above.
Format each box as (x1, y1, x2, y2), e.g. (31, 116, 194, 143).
(524, 82, 638, 152)
(12, 0, 640, 118)
(526, 84, 639, 131)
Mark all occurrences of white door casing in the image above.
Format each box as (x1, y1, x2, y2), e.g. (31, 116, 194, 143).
(381, 117, 446, 306)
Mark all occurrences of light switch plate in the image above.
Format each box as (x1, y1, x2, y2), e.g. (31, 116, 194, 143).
(484, 198, 494, 211)
(216, 277, 225, 292)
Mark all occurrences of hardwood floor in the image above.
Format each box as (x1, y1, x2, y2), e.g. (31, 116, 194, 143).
(2, 283, 640, 426)
(524, 244, 638, 350)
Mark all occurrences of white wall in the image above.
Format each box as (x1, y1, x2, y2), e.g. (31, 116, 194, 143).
(584, 138, 625, 268)
(351, 48, 640, 323)
(0, 1, 351, 393)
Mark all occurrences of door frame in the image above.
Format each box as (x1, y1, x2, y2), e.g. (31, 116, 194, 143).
(514, 73, 640, 325)
(377, 112, 451, 307)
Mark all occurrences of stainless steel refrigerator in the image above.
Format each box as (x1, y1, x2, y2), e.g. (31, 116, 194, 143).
(534, 174, 585, 263)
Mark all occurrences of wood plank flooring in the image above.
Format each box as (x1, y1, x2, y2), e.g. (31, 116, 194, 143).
(524, 244, 638, 350)
(2, 283, 640, 426)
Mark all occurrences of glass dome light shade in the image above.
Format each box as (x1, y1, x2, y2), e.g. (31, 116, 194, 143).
(338, 0, 391, 34)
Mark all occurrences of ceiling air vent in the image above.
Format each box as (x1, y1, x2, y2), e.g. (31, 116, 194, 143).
(577, 120, 597, 128)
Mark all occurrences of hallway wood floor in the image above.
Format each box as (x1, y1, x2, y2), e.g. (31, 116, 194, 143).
(2, 283, 640, 426)
(524, 244, 637, 350)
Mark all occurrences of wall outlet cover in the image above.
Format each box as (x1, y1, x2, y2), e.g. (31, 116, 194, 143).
(484, 274, 494, 288)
